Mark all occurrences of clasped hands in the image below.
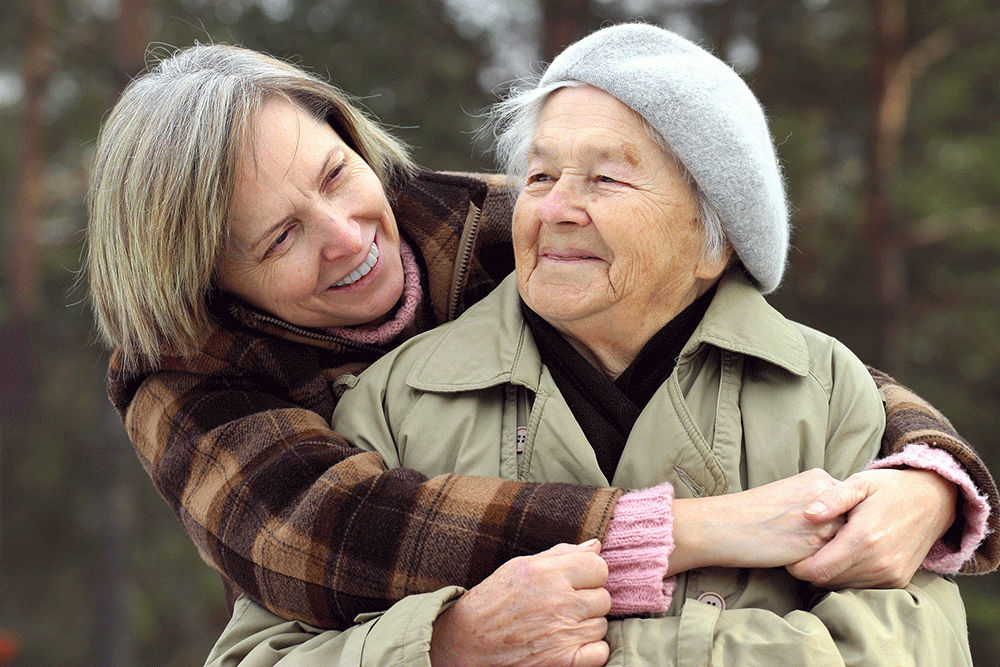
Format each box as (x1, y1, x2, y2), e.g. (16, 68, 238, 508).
(430, 467, 957, 667)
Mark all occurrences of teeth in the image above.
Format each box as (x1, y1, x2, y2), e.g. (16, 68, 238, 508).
(333, 243, 379, 287)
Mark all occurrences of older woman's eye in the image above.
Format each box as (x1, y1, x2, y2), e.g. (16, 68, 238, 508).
(526, 172, 553, 185)
(597, 175, 619, 184)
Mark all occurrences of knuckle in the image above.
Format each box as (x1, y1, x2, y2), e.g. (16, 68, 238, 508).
(809, 564, 834, 585)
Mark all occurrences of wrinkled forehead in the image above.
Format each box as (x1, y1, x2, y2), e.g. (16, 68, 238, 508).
(529, 85, 666, 169)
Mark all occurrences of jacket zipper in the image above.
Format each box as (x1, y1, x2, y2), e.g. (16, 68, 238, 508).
(447, 201, 484, 322)
(246, 310, 387, 354)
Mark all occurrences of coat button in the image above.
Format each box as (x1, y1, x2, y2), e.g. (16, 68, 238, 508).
(696, 592, 726, 610)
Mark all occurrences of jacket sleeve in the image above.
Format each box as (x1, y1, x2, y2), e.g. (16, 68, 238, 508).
(203, 591, 461, 667)
(114, 358, 622, 631)
(617, 570, 971, 666)
(869, 366, 1000, 573)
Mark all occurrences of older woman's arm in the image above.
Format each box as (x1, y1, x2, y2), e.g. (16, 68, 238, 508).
(206, 543, 614, 667)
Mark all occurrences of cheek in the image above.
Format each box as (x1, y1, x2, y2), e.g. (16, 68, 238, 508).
(512, 209, 539, 258)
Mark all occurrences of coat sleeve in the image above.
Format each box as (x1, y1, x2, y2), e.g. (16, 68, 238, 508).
(112, 355, 622, 631)
(869, 366, 999, 573)
(617, 571, 971, 666)
(203, 591, 462, 667)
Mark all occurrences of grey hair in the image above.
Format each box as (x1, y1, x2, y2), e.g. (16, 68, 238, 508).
(87, 44, 416, 372)
(488, 79, 729, 263)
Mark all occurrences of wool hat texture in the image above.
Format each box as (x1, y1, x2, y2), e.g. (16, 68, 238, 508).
(538, 23, 789, 293)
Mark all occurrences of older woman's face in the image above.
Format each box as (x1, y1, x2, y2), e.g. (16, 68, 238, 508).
(218, 96, 404, 329)
(514, 86, 727, 343)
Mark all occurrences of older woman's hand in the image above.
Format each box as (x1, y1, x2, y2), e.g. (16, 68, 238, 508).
(429, 540, 611, 667)
(786, 467, 957, 588)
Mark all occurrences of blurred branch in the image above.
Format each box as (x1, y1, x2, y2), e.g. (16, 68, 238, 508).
(880, 10, 1000, 169)
(911, 207, 998, 246)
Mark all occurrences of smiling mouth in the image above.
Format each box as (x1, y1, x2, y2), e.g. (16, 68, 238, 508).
(332, 242, 379, 287)
(542, 251, 602, 261)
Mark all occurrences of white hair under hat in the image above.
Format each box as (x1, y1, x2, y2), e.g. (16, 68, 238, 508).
(539, 23, 789, 293)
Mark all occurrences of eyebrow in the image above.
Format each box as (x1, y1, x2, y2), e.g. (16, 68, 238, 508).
(248, 147, 340, 254)
(527, 141, 641, 168)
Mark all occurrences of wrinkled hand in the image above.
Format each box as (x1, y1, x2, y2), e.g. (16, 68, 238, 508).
(429, 540, 611, 667)
(787, 468, 957, 589)
(671, 469, 845, 574)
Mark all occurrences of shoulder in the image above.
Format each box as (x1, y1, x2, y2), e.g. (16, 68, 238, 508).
(789, 320, 879, 403)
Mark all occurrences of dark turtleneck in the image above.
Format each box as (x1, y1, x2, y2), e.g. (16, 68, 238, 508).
(521, 285, 716, 482)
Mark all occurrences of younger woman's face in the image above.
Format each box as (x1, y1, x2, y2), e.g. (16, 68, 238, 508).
(218, 96, 404, 329)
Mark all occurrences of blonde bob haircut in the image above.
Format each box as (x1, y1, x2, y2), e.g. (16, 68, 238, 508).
(87, 44, 416, 371)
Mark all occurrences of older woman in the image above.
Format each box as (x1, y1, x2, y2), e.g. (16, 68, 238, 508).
(205, 25, 980, 665)
(86, 41, 993, 650)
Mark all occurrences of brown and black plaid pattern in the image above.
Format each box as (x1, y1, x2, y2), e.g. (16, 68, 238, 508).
(869, 366, 999, 574)
(107, 171, 998, 630)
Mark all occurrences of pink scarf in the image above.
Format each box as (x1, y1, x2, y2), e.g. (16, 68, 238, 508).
(324, 240, 422, 346)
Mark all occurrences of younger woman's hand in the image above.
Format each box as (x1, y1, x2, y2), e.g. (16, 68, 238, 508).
(786, 467, 957, 588)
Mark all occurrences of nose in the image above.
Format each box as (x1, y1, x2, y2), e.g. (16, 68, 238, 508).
(536, 176, 590, 227)
(311, 204, 365, 262)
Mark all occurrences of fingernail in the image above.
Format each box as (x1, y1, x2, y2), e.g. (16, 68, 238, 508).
(805, 502, 825, 515)
(580, 538, 599, 547)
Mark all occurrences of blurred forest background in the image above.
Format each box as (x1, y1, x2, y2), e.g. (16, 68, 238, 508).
(0, 0, 998, 664)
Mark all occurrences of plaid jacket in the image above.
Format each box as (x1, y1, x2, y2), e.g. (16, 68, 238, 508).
(107, 171, 998, 630)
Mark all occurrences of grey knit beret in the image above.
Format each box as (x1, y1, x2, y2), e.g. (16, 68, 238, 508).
(538, 23, 788, 293)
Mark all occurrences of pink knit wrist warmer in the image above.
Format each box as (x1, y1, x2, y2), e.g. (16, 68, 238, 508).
(601, 481, 676, 616)
(868, 443, 990, 573)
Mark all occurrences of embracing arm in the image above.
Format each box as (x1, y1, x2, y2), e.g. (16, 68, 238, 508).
(110, 351, 623, 630)
(786, 367, 999, 588)
(869, 366, 999, 573)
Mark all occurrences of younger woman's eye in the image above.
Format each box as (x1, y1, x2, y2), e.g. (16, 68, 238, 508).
(324, 161, 345, 187)
(265, 227, 292, 257)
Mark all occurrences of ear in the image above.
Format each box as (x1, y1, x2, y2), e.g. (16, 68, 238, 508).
(695, 243, 734, 281)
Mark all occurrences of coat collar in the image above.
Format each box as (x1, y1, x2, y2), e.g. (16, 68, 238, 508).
(683, 269, 810, 377)
(407, 268, 809, 392)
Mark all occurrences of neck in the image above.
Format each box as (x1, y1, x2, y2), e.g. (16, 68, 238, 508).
(552, 277, 718, 379)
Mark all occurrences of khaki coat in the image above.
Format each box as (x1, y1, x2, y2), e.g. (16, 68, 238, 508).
(207, 271, 972, 666)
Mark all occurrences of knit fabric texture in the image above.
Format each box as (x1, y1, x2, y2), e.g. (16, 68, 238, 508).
(602, 481, 676, 616)
(538, 22, 788, 293)
(324, 240, 423, 346)
(869, 443, 991, 573)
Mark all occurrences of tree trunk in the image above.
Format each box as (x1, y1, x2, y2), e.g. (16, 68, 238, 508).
(10, 0, 49, 323)
(541, 0, 590, 62)
(92, 2, 152, 664)
(865, 0, 908, 370)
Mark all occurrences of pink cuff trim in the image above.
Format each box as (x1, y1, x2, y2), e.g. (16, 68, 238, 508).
(602, 481, 675, 616)
(867, 443, 990, 573)
(324, 240, 422, 346)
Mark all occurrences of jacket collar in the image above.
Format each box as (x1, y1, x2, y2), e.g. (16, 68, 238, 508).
(406, 273, 543, 392)
(407, 268, 808, 392)
(682, 269, 810, 377)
